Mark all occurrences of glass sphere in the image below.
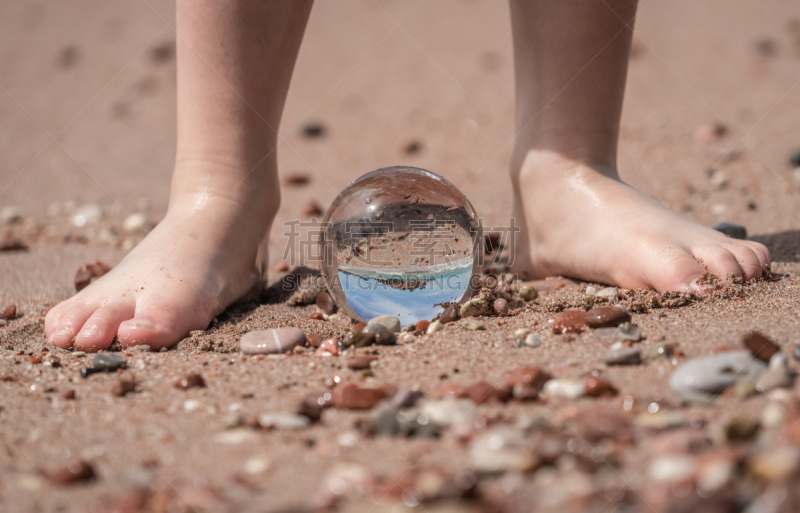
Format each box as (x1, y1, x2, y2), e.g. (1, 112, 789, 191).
(320, 166, 482, 325)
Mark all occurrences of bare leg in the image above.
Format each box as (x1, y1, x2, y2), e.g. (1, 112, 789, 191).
(508, 0, 770, 291)
(45, 0, 313, 350)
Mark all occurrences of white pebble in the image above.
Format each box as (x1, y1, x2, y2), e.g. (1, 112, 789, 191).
(524, 334, 542, 348)
(184, 399, 200, 412)
(426, 320, 442, 334)
(542, 379, 585, 399)
(73, 204, 103, 227)
(585, 286, 597, 296)
(649, 455, 696, 483)
(123, 213, 151, 234)
(513, 328, 531, 339)
(244, 458, 270, 474)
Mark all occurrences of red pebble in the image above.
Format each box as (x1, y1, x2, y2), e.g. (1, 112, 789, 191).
(314, 338, 341, 357)
(309, 312, 324, 320)
(552, 310, 587, 334)
(331, 383, 386, 410)
(585, 376, 618, 397)
(415, 320, 430, 333)
(504, 366, 552, 391)
(2, 304, 16, 319)
(47, 459, 96, 485)
(29, 356, 43, 364)
(306, 334, 323, 348)
(458, 381, 511, 405)
(353, 322, 367, 333)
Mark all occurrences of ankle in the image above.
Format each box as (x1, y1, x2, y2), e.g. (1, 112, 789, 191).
(510, 146, 619, 186)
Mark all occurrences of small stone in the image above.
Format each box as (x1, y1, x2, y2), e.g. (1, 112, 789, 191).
(421, 398, 476, 428)
(426, 320, 443, 334)
(71, 351, 85, 358)
(370, 403, 404, 437)
(415, 320, 430, 333)
(461, 320, 484, 331)
(735, 379, 758, 399)
(302, 200, 324, 217)
(770, 352, 789, 369)
(713, 222, 747, 240)
(49, 357, 61, 368)
(585, 286, 597, 296)
(756, 367, 792, 392)
(604, 347, 641, 365)
(585, 306, 631, 328)
(174, 373, 205, 390)
(504, 366, 552, 391)
(397, 332, 416, 344)
(29, 356, 43, 364)
(302, 122, 326, 138)
(571, 402, 630, 442)
(670, 350, 767, 403)
(459, 381, 511, 404)
(552, 310, 587, 334)
(440, 304, 459, 324)
(0, 206, 22, 225)
(342, 330, 374, 348)
(460, 294, 490, 318)
(2, 304, 16, 319)
(123, 213, 151, 234)
(62, 389, 76, 400)
(224, 413, 245, 429)
(240, 328, 306, 355)
(308, 312, 324, 320)
(749, 449, 800, 482)
(92, 353, 127, 371)
(391, 388, 422, 408)
(72, 203, 103, 227)
(331, 383, 386, 410)
(315, 291, 337, 315)
(492, 298, 509, 315)
(518, 285, 538, 301)
(523, 333, 542, 348)
(542, 379, 585, 399)
(366, 315, 401, 333)
(617, 323, 642, 342)
(314, 338, 341, 357)
(742, 331, 780, 362)
(306, 334, 322, 348)
(374, 330, 396, 345)
(74, 261, 111, 292)
(47, 459, 96, 485)
(725, 417, 760, 442)
(649, 455, 696, 483)
(111, 379, 137, 397)
(346, 356, 374, 370)
(635, 411, 688, 430)
(595, 287, 619, 301)
(513, 328, 531, 339)
(258, 412, 310, 430)
(183, 399, 200, 411)
(646, 342, 671, 361)
(284, 172, 310, 186)
(469, 427, 538, 474)
(585, 376, 617, 397)
(694, 123, 726, 144)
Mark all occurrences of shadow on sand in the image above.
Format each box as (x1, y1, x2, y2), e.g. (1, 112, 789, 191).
(750, 230, 800, 263)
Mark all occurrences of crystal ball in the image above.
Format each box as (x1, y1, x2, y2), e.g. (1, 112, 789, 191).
(320, 166, 482, 325)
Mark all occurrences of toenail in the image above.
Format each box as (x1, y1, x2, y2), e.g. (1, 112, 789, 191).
(124, 319, 156, 329)
(79, 328, 99, 338)
(689, 278, 717, 295)
(55, 327, 74, 339)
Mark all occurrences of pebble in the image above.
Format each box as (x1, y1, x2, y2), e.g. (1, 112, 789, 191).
(460, 295, 490, 318)
(391, 388, 422, 408)
(0, 206, 22, 225)
(585, 376, 617, 397)
(316, 291, 337, 315)
(469, 427, 538, 474)
(585, 286, 597, 296)
(770, 352, 789, 369)
(258, 412, 310, 430)
(595, 287, 619, 301)
(302, 200, 324, 217)
(174, 374, 205, 390)
(649, 454, 696, 483)
(513, 328, 531, 339)
(111, 379, 137, 397)
(72, 203, 103, 227)
(74, 261, 111, 292)
(366, 315, 401, 333)
(2, 304, 16, 319)
(725, 417, 760, 442)
(748, 449, 800, 482)
(48, 459, 96, 485)
(123, 213, 151, 234)
(342, 330, 374, 348)
(361, 323, 387, 334)
(285, 172, 310, 186)
(755, 367, 792, 392)
(552, 310, 587, 334)
(308, 312, 324, 320)
(585, 306, 631, 328)
(461, 320, 484, 331)
(370, 403, 404, 437)
(542, 379, 585, 399)
(504, 366, 552, 391)
(397, 332, 415, 344)
(646, 342, 672, 361)
(603, 347, 641, 365)
(331, 383, 386, 410)
(374, 330, 396, 345)
(742, 331, 780, 362)
(458, 381, 511, 404)
(314, 338, 341, 357)
(62, 390, 76, 400)
(72, 351, 86, 357)
(306, 334, 322, 348)
(493, 298, 509, 315)
(617, 323, 642, 342)
(420, 398, 476, 428)
(415, 320, 430, 332)
(634, 411, 688, 430)
(240, 328, 306, 355)
(693, 123, 726, 144)
(713, 222, 747, 240)
(572, 402, 630, 441)
(93, 353, 127, 371)
(670, 350, 767, 403)
(346, 356, 374, 370)
(183, 399, 201, 412)
(735, 379, 758, 399)
(439, 304, 459, 324)
(302, 122, 326, 138)
(426, 320, 443, 334)
(523, 334, 542, 348)
(518, 285, 538, 301)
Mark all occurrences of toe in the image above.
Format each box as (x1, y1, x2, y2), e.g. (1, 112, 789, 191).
(744, 241, 771, 273)
(640, 247, 709, 293)
(692, 246, 742, 282)
(117, 295, 213, 350)
(48, 304, 97, 349)
(75, 303, 136, 352)
(726, 244, 763, 281)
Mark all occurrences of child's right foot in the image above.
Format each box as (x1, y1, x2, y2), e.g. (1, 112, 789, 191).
(44, 161, 278, 351)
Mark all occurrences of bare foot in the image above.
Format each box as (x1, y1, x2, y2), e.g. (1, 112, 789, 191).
(510, 151, 771, 292)
(44, 162, 278, 351)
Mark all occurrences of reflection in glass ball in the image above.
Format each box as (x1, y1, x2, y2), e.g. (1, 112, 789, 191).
(320, 166, 482, 325)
